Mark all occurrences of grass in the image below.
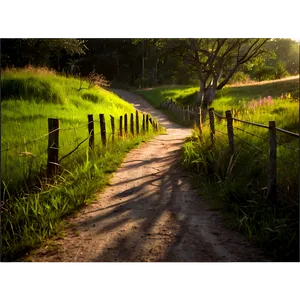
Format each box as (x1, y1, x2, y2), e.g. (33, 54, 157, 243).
(136, 77, 299, 261)
(1, 67, 164, 261)
(134, 86, 199, 108)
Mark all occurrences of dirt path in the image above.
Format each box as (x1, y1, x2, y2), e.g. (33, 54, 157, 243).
(28, 90, 269, 262)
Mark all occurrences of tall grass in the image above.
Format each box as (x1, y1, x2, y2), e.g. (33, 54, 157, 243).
(186, 99, 298, 261)
(1, 67, 163, 261)
(1, 68, 151, 193)
(137, 79, 299, 261)
(134, 77, 299, 109)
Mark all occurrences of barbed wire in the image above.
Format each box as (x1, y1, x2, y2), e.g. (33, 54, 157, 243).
(4, 146, 49, 160)
(238, 145, 266, 160)
(233, 133, 263, 152)
(233, 126, 269, 143)
(1, 127, 59, 153)
(60, 120, 94, 131)
(1, 118, 119, 154)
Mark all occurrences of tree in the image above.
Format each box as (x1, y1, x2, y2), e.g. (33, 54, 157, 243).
(166, 38, 270, 109)
(1, 39, 87, 70)
(266, 38, 299, 75)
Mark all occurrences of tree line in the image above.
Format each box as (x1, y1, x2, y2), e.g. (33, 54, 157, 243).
(1, 38, 298, 108)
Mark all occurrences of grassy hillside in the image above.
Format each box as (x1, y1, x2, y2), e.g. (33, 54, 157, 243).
(135, 77, 299, 109)
(136, 78, 299, 261)
(134, 86, 199, 108)
(1, 67, 162, 261)
(1, 68, 147, 192)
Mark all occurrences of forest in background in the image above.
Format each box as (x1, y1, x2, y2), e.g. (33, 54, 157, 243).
(1, 38, 299, 88)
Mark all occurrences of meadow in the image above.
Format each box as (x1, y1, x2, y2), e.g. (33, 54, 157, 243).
(136, 78, 299, 261)
(1, 67, 162, 260)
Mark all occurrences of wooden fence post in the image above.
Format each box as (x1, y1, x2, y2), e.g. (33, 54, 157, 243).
(142, 114, 145, 132)
(226, 110, 234, 156)
(99, 114, 106, 146)
(124, 114, 128, 135)
(209, 108, 215, 146)
(267, 121, 277, 202)
(146, 114, 149, 132)
(130, 113, 134, 136)
(136, 110, 139, 135)
(119, 116, 123, 137)
(47, 118, 59, 177)
(110, 115, 115, 143)
(88, 114, 94, 150)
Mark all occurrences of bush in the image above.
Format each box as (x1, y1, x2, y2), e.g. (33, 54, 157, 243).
(274, 61, 290, 79)
(228, 71, 252, 85)
(87, 71, 111, 88)
(251, 66, 275, 81)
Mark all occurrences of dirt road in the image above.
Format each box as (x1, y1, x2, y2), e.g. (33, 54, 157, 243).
(29, 90, 269, 262)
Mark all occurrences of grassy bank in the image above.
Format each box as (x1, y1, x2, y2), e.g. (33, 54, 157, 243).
(134, 77, 299, 109)
(134, 86, 199, 108)
(137, 78, 299, 261)
(1, 67, 163, 261)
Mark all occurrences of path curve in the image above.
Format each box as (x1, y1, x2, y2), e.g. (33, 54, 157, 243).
(29, 90, 269, 262)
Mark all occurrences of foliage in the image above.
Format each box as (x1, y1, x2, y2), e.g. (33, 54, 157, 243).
(2, 38, 298, 91)
(1, 39, 87, 70)
(1, 68, 163, 260)
(228, 71, 252, 85)
(138, 78, 299, 261)
(87, 71, 111, 88)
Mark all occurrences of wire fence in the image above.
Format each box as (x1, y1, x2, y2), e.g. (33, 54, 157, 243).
(160, 98, 200, 122)
(2, 110, 162, 195)
(203, 107, 299, 202)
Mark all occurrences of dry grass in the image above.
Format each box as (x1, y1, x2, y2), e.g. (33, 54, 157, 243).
(227, 75, 299, 87)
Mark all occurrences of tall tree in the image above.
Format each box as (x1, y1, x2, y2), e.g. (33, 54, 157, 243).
(181, 38, 267, 109)
(166, 38, 270, 108)
(1, 39, 87, 70)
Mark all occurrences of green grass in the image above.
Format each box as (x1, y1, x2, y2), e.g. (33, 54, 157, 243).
(134, 85, 199, 108)
(1, 68, 155, 193)
(216, 77, 299, 101)
(1, 67, 164, 261)
(136, 78, 299, 261)
(134, 77, 299, 110)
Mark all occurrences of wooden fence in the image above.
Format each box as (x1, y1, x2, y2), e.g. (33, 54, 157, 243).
(159, 97, 299, 202)
(160, 98, 200, 123)
(205, 108, 299, 202)
(44, 110, 161, 177)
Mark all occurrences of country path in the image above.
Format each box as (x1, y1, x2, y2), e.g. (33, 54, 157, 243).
(28, 90, 269, 262)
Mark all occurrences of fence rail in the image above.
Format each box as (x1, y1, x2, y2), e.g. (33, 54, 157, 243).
(2, 110, 162, 188)
(160, 98, 200, 122)
(159, 97, 299, 203)
(208, 108, 299, 202)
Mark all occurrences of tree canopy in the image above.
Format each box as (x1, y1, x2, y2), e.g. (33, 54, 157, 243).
(1, 38, 298, 101)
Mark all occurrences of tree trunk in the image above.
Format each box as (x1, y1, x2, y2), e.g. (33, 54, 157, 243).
(196, 80, 205, 105)
(197, 77, 218, 121)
